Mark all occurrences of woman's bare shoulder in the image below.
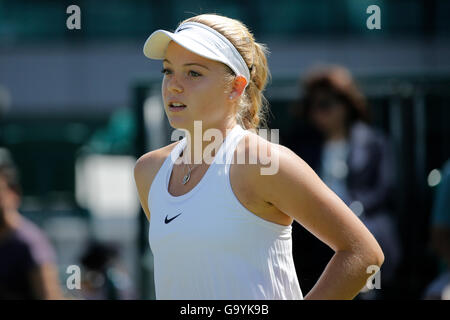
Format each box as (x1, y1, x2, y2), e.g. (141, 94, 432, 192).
(233, 130, 309, 195)
(235, 130, 293, 170)
(134, 141, 180, 185)
(133, 141, 181, 222)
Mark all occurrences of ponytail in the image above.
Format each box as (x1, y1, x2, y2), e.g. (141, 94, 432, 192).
(239, 42, 270, 131)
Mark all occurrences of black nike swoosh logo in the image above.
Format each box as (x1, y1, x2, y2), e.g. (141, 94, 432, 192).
(164, 213, 182, 224)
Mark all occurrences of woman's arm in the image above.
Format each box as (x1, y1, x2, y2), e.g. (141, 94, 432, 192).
(133, 142, 186, 223)
(134, 153, 158, 223)
(251, 141, 384, 299)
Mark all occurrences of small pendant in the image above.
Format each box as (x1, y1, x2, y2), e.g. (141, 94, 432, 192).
(182, 172, 190, 185)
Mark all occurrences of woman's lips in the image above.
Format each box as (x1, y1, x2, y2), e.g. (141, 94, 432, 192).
(169, 105, 186, 112)
(168, 102, 187, 112)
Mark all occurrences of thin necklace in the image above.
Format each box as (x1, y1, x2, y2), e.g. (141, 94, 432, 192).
(180, 150, 201, 185)
(182, 162, 201, 185)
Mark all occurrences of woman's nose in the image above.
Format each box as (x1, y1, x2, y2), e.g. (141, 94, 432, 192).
(167, 76, 183, 93)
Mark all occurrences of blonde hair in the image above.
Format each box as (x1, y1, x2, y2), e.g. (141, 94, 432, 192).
(180, 14, 271, 130)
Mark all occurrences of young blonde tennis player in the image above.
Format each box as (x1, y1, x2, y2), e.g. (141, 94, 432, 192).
(134, 13, 384, 300)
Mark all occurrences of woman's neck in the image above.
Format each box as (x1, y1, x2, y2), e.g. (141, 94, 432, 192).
(182, 120, 237, 165)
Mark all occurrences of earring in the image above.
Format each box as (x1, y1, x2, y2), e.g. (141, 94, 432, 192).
(229, 95, 233, 100)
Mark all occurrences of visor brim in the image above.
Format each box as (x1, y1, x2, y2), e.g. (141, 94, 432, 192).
(143, 30, 174, 59)
(143, 29, 227, 64)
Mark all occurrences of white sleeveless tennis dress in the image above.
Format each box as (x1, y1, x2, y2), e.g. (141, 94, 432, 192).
(148, 124, 303, 300)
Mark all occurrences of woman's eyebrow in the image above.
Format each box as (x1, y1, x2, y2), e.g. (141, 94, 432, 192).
(163, 59, 209, 70)
(184, 63, 209, 70)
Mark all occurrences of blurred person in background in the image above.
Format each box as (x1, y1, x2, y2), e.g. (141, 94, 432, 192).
(288, 65, 401, 299)
(78, 241, 135, 300)
(423, 159, 450, 300)
(0, 148, 62, 299)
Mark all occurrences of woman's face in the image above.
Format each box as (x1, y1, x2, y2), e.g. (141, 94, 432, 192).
(161, 41, 233, 131)
(309, 90, 348, 136)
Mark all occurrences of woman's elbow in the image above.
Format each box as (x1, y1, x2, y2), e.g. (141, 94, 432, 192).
(375, 248, 385, 268)
(351, 239, 385, 269)
(366, 243, 385, 268)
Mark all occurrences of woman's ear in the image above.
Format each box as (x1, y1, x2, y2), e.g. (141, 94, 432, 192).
(229, 76, 247, 100)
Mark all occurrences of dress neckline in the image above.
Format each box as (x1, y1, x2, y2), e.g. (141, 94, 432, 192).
(164, 124, 242, 202)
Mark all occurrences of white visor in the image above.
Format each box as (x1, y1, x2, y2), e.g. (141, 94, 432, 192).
(143, 22, 250, 88)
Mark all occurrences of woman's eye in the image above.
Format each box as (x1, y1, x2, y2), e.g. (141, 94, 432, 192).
(188, 70, 201, 77)
(161, 68, 172, 75)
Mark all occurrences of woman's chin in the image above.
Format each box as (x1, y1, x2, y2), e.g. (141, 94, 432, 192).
(168, 118, 190, 130)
